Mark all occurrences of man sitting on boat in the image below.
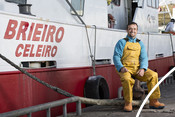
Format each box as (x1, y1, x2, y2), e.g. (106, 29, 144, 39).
(113, 22, 165, 112)
(165, 18, 175, 35)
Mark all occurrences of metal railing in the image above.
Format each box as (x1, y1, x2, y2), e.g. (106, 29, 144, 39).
(0, 96, 81, 117)
(160, 74, 175, 86)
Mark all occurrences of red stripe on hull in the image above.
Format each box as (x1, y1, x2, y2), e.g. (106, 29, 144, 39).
(149, 56, 174, 77)
(0, 56, 173, 116)
(0, 65, 121, 116)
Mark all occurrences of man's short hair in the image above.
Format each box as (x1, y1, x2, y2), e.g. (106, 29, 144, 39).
(127, 22, 138, 29)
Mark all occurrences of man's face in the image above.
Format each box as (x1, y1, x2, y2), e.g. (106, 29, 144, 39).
(127, 24, 138, 39)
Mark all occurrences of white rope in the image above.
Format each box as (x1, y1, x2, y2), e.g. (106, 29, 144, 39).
(136, 67, 175, 117)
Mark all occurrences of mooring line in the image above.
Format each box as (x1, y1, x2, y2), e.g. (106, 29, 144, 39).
(136, 67, 175, 117)
(0, 53, 74, 97)
(0, 53, 149, 106)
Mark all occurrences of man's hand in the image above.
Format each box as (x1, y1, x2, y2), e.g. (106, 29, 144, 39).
(137, 69, 145, 77)
(120, 67, 128, 73)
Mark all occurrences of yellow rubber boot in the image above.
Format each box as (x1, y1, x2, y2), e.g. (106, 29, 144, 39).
(124, 102, 132, 112)
(149, 99, 165, 109)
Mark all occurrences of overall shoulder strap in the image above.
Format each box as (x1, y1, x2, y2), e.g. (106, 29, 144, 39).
(124, 38, 140, 42)
(136, 38, 140, 42)
(124, 38, 129, 42)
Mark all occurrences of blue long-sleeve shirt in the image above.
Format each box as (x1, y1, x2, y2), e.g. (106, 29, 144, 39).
(113, 35, 148, 72)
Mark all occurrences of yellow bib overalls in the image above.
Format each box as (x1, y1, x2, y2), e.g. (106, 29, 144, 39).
(117, 40, 161, 103)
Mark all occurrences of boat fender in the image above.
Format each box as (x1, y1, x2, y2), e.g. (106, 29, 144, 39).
(84, 75, 109, 99)
(169, 66, 175, 80)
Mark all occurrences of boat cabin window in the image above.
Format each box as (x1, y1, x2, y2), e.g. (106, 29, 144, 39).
(71, 0, 85, 16)
(147, 0, 159, 8)
(147, 0, 152, 7)
(137, 0, 144, 8)
(152, 0, 156, 8)
(108, 14, 115, 28)
(112, 0, 120, 6)
(95, 59, 111, 65)
(5, 0, 26, 4)
(20, 61, 56, 69)
(155, 0, 159, 8)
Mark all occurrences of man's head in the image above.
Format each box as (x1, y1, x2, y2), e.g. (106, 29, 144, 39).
(127, 22, 138, 39)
